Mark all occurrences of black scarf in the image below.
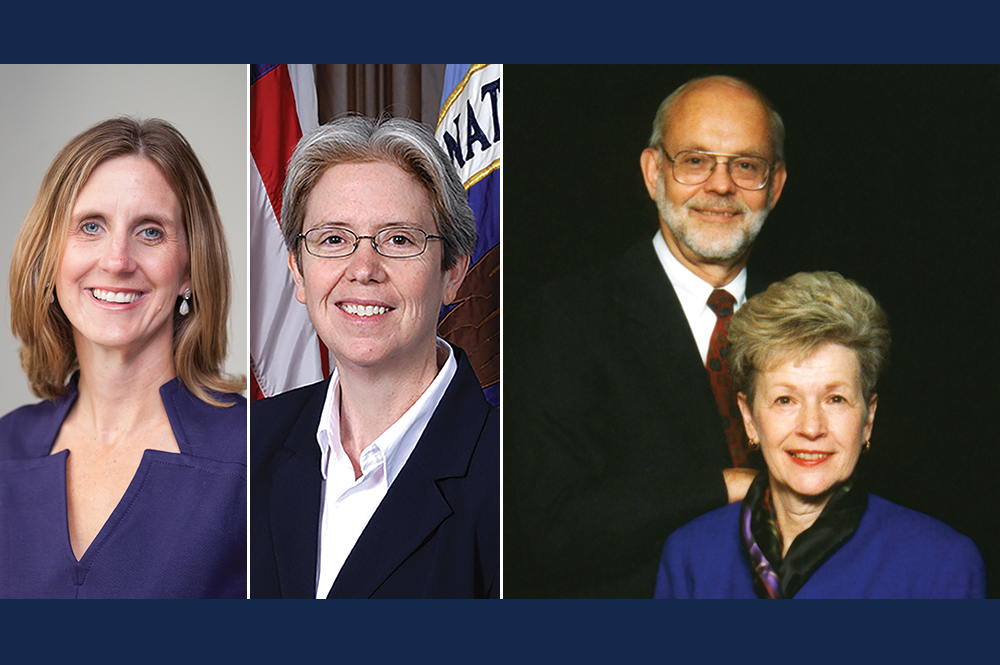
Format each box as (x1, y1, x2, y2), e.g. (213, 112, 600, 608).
(739, 469, 868, 599)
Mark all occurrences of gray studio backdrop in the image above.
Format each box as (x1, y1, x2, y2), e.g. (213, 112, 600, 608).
(0, 64, 247, 410)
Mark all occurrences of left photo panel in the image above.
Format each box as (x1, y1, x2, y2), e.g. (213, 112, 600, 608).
(0, 64, 248, 598)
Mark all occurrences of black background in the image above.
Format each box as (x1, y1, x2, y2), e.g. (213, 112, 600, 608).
(504, 65, 1000, 596)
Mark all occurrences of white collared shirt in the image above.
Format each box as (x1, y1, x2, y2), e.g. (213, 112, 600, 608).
(652, 231, 747, 363)
(314, 340, 457, 598)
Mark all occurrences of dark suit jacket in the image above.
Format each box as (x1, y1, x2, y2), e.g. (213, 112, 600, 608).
(250, 346, 499, 598)
(505, 239, 767, 598)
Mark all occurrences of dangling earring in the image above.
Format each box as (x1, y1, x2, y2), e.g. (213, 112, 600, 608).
(179, 288, 191, 316)
(45, 283, 54, 304)
(748, 438, 760, 451)
(863, 439, 871, 453)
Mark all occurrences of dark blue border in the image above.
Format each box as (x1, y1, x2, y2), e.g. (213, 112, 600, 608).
(1, 599, 996, 660)
(3, 2, 997, 63)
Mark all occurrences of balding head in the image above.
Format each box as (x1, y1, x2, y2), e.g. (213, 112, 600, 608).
(649, 76, 785, 163)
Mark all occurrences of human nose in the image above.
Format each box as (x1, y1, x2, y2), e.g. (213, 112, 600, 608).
(346, 237, 385, 283)
(703, 157, 738, 194)
(99, 232, 137, 273)
(797, 401, 827, 439)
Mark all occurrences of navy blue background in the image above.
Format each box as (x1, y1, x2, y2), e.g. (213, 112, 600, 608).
(1, 3, 998, 660)
(3, 599, 996, 660)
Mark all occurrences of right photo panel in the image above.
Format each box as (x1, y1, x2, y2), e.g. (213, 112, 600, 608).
(504, 65, 999, 599)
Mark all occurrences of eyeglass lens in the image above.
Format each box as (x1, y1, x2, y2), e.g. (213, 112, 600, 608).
(303, 227, 429, 258)
(671, 151, 769, 189)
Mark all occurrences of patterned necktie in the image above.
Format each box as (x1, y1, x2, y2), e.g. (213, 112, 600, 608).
(706, 289, 748, 468)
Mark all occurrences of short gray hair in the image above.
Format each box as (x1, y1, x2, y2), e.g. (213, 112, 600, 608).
(282, 114, 476, 270)
(648, 75, 786, 163)
(729, 271, 891, 406)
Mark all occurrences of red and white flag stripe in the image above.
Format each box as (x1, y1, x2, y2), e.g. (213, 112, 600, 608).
(249, 64, 325, 400)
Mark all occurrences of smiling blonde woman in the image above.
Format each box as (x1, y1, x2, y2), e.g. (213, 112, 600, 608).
(1, 117, 246, 599)
(655, 271, 985, 599)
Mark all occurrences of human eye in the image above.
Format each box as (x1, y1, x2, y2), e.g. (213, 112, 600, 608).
(139, 226, 163, 242)
(317, 228, 350, 245)
(678, 152, 705, 167)
(774, 395, 793, 406)
(80, 220, 102, 235)
(384, 229, 419, 246)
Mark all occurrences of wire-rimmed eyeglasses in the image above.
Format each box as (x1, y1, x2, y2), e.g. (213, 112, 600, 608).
(660, 147, 773, 191)
(297, 226, 442, 259)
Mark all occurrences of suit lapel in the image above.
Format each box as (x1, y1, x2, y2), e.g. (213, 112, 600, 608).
(327, 456, 453, 598)
(617, 241, 713, 400)
(615, 240, 731, 463)
(329, 349, 488, 598)
(269, 381, 328, 599)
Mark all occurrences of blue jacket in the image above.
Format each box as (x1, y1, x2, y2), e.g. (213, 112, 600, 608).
(656, 494, 985, 599)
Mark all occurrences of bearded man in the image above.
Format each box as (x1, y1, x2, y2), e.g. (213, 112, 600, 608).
(506, 75, 788, 598)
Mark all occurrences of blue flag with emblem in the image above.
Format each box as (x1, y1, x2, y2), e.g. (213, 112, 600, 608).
(435, 64, 501, 408)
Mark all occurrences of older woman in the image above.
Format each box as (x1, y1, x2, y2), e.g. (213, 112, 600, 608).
(0, 118, 246, 599)
(655, 271, 985, 599)
(249, 115, 499, 599)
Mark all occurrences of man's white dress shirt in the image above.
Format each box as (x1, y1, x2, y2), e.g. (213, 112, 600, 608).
(652, 231, 747, 363)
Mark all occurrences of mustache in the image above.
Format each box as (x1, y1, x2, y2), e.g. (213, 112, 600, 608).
(683, 196, 751, 215)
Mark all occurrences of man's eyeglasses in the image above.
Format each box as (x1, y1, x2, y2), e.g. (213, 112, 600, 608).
(298, 226, 442, 259)
(660, 148, 773, 191)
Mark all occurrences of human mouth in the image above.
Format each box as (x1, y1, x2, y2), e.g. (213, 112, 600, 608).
(90, 288, 141, 304)
(338, 303, 391, 317)
(687, 196, 748, 220)
(692, 207, 741, 219)
(787, 450, 833, 465)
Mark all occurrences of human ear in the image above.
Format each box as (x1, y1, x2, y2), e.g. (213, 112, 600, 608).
(863, 393, 878, 440)
(287, 251, 306, 305)
(442, 254, 470, 306)
(640, 148, 663, 201)
(737, 392, 758, 442)
(767, 162, 788, 209)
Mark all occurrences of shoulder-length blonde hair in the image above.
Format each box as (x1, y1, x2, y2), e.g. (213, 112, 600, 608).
(9, 117, 244, 407)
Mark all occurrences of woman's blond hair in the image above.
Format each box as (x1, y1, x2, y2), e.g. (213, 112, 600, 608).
(728, 271, 891, 406)
(9, 117, 244, 406)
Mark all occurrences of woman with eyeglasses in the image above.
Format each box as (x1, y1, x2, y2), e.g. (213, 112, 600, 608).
(1, 118, 246, 598)
(250, 115, 499, 599)
(654, 271, 985, 598)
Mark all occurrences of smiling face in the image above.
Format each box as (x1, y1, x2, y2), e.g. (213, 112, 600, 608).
(56, 155, 190, 360)
(738, 342, 876, 510)
(640, 81, 786, 272)
(290, 161, 467, 375)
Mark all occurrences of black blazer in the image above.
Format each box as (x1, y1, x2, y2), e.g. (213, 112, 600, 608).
(506, 239, 767, 598)
(250, 346, 499, 598)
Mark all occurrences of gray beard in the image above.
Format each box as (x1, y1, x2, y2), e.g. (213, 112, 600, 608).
(655, 176, 772, 262)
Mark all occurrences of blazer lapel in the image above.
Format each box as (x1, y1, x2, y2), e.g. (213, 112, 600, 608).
(327, 459, 453, 598)
(618, 242, 714, 400)
(269, 381, 327, 599)
(616, 240, 731, 464)
(329, 349, 487, 598)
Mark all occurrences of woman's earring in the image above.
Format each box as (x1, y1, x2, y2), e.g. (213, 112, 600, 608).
(179, 288, 191, 316)
(863, 439, 871, 453)
(748, 438, 760, 451)
(45, 283, 54, 304)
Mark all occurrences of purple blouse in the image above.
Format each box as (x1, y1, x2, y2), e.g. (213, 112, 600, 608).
(0, 378, 246, 598)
